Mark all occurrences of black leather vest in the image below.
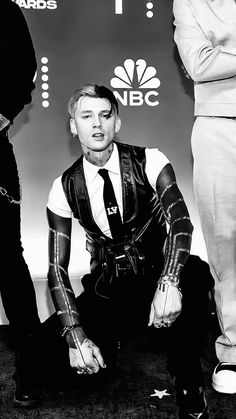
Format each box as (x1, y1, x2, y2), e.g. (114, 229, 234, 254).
(62, 142, 166, 285)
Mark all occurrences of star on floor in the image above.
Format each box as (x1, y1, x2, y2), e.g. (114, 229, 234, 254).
(150, 389, 171, 399)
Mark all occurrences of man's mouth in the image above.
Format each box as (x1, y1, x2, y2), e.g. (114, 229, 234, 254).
(92, 133, 104, 138)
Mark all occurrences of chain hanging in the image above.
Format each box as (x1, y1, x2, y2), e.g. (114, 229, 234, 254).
(0, 185, 22, 205)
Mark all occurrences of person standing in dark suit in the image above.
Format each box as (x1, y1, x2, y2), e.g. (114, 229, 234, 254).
(0, 0, 41, 407)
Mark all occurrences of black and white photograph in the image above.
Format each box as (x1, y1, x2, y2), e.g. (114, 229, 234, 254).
(0, 1, 236, 418)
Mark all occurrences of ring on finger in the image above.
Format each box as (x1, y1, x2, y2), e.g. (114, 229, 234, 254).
(162, 320, 173, 327)
(77, 369, 85, 375)
(153, 320, 163, 328)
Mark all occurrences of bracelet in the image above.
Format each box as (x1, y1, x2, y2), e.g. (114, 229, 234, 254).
(61, 324, 81, 337)
(157, 274, 180, 288)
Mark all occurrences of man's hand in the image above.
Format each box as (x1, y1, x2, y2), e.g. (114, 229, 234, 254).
(66, 327, 106, 375)
(148, 284, 182, 328)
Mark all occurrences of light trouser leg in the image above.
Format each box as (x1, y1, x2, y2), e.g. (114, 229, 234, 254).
(191, 116, 236, 362)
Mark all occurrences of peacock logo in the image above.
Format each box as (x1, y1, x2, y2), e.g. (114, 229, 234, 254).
(110, 59, 160, 107)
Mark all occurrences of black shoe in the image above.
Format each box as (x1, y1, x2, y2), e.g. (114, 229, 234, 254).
(14, 381, 45, 408)
(176, 384, 209, 419)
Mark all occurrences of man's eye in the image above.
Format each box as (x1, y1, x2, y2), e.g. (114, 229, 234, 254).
(102, 113, 110, 119)
(81, 115, 90, 119)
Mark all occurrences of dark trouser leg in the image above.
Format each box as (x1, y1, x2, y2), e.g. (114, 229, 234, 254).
(0, 229, 41, 345)
(115, 258, 209, 390)
(166, 259, 211, 389)
(0, 137, 40, 348)
(166, 278, 210, 419)
(106, 261, 207, 388)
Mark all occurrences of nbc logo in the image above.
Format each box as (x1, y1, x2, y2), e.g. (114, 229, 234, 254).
(110, 59, 160, 107)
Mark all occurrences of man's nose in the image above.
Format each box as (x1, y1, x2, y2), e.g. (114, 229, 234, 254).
(93, 115, 101, 127)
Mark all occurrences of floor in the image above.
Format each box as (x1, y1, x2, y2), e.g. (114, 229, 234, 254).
(0, 313, 236, 419)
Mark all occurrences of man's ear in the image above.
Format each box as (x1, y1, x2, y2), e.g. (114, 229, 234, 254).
(115, 117, 121, 134)
(70, 118, 77, 137)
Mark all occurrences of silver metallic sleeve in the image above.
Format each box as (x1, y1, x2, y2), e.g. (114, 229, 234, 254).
(156, 163, 193, 284)
(47, 213, 80, 328)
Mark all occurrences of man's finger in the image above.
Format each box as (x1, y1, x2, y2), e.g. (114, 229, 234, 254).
(93, 346, 106, 369)
(85, 367, 94, 375)
(148, 304, 154, 326)
(88, 356, 100, 373)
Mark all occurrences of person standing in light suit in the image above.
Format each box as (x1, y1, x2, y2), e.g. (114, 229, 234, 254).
(173, 0, 236, 395)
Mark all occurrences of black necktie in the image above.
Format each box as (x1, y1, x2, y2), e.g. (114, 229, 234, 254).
(98, 168, 123, 240)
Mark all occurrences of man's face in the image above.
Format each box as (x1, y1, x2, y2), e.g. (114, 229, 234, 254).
(70, 97, 121, 152)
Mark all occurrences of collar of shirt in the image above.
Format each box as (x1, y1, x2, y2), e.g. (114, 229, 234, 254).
(83, 143, 120, 182)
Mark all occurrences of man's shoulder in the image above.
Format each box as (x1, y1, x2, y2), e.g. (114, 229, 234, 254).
(116, 141, 146, 154)
(62, 155, 83, 178)
(116, 142, 147, 165)
(0, 0, 25, 27)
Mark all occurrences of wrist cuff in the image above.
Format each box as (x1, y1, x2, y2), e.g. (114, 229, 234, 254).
(61, 324, 81, 337)
(158, 274, 180, 287)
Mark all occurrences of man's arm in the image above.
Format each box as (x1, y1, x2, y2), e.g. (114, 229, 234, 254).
(0, 1, 37, 125)
(47, 208, 81, 336)
(156, 163, 193, 282)
(173, 0, 236, 82)
(47, 208, 106, 374)
(149, 163, 193, 327)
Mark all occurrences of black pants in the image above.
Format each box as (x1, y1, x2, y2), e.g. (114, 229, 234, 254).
(0, 131, 40, 349)
(16, 255, 213, 392)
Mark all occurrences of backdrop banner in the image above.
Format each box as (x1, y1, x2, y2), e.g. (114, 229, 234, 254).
(10, 0, 206, 280)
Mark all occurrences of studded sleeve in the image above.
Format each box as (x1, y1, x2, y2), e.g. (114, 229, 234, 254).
(47, 208, 81, 330)
(156, 163, 193, 285)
